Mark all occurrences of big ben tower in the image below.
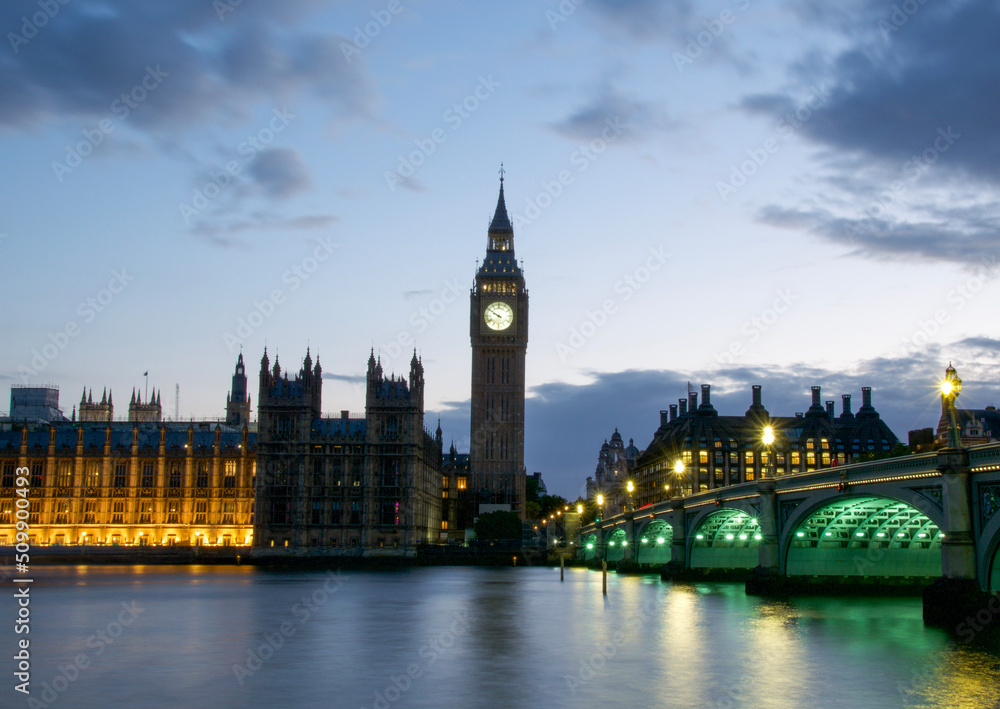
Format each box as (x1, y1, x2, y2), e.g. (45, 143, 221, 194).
(469, 169, 528, 518)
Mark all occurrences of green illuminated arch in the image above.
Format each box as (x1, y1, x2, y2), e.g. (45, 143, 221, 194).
(690, 510, 762, 569)
(605, 527, 627, 562)
(636, 520, 672, 566)
(786, 496, 943, 578)
(581, 534, 598, 561)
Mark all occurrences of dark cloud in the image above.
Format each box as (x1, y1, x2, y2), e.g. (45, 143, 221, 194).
(322, 373, 365, 384)
(430, 341, 1000, 499)
(757, 204, 1000, 267)
(190, 213, 337, 242)
(582, 0, 696, 42)
(248, 148, 311, 198)
(0, 1, 374, 132)
(743, 0, 1000, 265)
(551, 86, 670, 143)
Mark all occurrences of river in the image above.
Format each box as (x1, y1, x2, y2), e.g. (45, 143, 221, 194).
(2, 565, 998, 708)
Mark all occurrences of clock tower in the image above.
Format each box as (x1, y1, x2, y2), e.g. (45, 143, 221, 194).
(469, 172, 528, 518)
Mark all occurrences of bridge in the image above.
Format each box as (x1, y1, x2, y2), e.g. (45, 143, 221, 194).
(579, 444, 1000, 617)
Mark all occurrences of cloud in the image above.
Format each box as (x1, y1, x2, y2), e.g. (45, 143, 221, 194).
(757, 204, 1000, 268)
(0, 2, 375, 133)
(582, 0, 696, 42)
(190, 212, 337, 241)
(551, 86, 670, 143)
(248, 148, 311, 198)
(322, 373, 365, 384)
(741, 0, 1000, 265)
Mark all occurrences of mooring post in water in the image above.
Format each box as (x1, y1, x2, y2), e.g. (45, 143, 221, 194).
(560, 554, 564, 581)
(236, 555, 241, 566)
(602, 560, 607, 595)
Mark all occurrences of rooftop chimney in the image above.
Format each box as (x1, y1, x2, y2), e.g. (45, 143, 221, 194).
(826, 400, 835, 418)
(660, 410, 669, 428)
(669, 404, 678, 422)
(679, 398, 688, 416)
(841, 394, 853, 417)
(689, 391, 698, 411)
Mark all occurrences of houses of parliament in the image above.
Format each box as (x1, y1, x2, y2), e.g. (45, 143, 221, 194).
(0, 179, 529, 553)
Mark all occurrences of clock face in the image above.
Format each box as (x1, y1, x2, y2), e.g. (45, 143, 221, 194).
(484, 301, 514, 331)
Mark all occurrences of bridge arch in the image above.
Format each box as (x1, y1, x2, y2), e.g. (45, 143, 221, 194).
(635, 519, 672, 566)
(784, 495, 943, 579)
(981, 509, 1000, 594)
(690, 509, 762, 570)
(581, 534, 598, 561)
(605, 527, 628, 562)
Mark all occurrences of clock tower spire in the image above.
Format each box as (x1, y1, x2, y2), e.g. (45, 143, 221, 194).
(469, 169, 528, 518)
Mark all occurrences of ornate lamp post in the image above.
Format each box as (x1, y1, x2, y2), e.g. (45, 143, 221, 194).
(941, 363, 963, 449)
(626, 480, 634, 511)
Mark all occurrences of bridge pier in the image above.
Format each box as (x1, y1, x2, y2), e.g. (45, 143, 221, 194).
(923, 449, 997, 630)
(661, 498, 688, 580)
(746, 477, 788, 596)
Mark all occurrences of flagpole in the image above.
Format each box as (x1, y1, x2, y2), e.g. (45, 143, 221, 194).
(144, 371, 148, 402)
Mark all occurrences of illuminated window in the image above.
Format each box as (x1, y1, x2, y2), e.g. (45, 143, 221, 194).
(791, 452, 800, 466)
(744, 451, 755, 464)
(441, 520, 449, 530)
(196, 463, 209, 489)
(141, 462, 154, 489)
(457, 476, 467, 490)
(699, 450, 708, 464)
(56, 461, 72, 488)
(442, 477, 450, 489)
(54, 501, 69, 524)
(225, 460, 237, 488)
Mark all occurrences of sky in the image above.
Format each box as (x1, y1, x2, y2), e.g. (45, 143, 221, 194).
(1, 0, 999, 500)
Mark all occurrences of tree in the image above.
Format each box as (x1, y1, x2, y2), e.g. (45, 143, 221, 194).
(538, 494, 568, 520)
(474, 510, 522, 542)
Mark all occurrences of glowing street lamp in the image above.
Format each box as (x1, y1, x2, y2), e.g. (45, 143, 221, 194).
(762, 425, 775, 478)
(673, 460, 686, 497)
(577, 504, 583, 514)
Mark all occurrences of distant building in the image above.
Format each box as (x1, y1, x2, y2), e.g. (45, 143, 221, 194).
(585, 429, 641, 516)
(9, 386, 67, 424)
(441, 444, 471, 543)
(252, 349, 442, 553)
(629, 383, 900, 508)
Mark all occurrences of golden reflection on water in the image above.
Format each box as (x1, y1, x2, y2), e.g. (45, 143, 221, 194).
(907, 648, 1000, 709)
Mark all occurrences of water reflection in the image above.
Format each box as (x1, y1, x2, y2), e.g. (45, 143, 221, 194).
(0, 565, 997, 709)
